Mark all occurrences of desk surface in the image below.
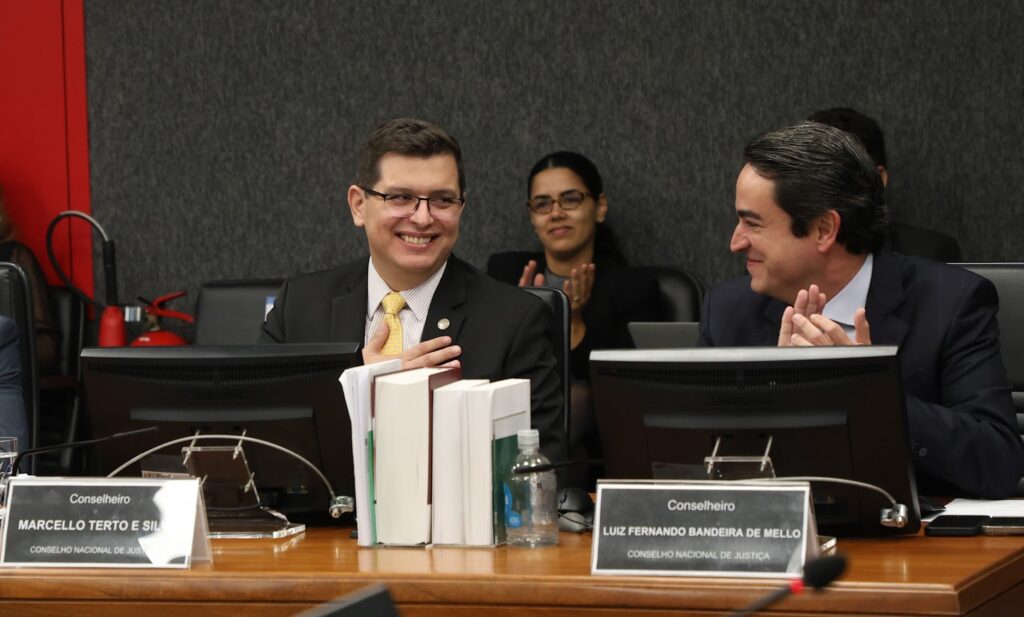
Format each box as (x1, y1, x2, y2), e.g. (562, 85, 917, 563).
(1, 527, 1023, 616)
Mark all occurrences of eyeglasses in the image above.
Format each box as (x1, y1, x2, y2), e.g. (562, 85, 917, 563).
(526, 190, 592, 214)
(360, 186, 465, 218)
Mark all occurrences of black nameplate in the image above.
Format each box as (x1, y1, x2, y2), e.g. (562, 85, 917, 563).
(591, 482, 811, 577)
(0, 477, 208, 568)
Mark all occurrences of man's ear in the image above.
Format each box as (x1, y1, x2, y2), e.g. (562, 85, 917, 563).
(595, 193, 608, 224)
(878, 166, 889, 188)
(348, 185, 366, 228)
(816, 210, 841, 252)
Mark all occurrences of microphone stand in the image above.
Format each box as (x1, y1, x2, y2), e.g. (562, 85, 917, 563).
(733, 554, 847, 617)
(11, 426, 159, 475)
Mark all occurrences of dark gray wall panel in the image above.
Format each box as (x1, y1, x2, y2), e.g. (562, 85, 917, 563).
(83, 0, 1024, 317)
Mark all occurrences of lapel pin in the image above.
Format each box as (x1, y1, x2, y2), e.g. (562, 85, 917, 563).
(437, 318, 450, 331)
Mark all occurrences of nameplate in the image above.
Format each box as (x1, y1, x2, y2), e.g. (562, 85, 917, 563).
(591, 481, 816, 577)
(0, 477, 211, 568)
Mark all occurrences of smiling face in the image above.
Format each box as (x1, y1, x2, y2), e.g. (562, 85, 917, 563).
(528, 167, 607, 264)
(730, 164, 823, 303)
(348, 153, 462, 291)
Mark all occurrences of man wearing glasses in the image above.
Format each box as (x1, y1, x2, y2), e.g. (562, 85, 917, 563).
(261, 118, 564, 462)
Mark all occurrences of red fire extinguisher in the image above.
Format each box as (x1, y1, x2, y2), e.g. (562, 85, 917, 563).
(131, 291, 194, 346)
(47, 211, 194, 347)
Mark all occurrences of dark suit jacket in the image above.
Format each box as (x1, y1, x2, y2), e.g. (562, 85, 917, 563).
(487, 251, 660, 381)
(699, 251, 1024, 499)
(0, 316, 28, 446)
(260, 255, 565, 462)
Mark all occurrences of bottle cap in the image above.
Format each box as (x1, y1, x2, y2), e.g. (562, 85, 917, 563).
(517, 428, 539, 448)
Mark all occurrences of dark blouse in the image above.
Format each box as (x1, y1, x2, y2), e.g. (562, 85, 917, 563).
(486, 251, 660, 381)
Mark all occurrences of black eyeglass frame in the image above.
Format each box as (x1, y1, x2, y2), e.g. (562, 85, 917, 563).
(526, 190, 594, 214)
(360, 185, 466, 215)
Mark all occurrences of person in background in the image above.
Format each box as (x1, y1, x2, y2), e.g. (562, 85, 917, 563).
(807, 107, 962, 262)
(700, 121, 1023, 499)
(487, 151, 660, 379)
(0, 315, 28, 447)
(487, 152, 660, 485)
(0, 185, 58, 374)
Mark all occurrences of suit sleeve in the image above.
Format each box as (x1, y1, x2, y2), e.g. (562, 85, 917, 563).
(258, 279, 290, 343)
(0, 318, 29, 446)
(505, 298, 566, 464)
(907, 277, 1024, 499)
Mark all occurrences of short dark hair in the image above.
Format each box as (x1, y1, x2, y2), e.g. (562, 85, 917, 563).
(744, 121, 887, 255)
(355, 117, 465, 193)
(807, 107, 887, 168)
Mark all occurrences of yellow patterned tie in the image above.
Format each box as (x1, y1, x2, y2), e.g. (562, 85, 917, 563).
(380, 292, 406, 356)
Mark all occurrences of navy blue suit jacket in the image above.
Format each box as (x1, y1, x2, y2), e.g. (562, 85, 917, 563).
(699, 251, 1024, 499)
(259, 255, 565, 463)
(0, 316, 28, 447)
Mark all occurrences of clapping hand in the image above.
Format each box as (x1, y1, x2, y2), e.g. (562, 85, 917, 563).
(778, 284, 871, 347)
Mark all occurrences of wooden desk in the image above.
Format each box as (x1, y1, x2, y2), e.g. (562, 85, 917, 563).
(1, 528, 1022, 616)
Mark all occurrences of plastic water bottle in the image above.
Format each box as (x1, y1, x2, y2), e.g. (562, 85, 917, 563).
(505, 429, 558, 547)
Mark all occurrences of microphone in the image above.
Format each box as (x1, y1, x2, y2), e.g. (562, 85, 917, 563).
(11, 426, 159, 475)
(732, 554, 847, 617)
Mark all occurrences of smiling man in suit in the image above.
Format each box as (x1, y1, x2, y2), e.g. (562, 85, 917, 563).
(699, 121, 1024, 499)
(260, 118, 564, 462)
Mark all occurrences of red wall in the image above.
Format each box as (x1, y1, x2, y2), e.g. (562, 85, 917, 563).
(0, 0, 94, 297)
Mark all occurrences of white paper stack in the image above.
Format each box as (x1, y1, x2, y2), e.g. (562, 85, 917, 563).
(340, 358, 401, 547)
(431, 379, 489, 545)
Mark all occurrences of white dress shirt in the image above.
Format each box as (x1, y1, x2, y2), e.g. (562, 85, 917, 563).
(365, 259, 448, 350)
(822, 253, 873, 338)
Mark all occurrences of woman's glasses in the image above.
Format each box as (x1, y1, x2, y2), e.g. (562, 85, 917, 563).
(527, 190, 592, 214)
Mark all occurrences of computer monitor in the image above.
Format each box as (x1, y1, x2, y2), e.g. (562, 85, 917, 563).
(81, 343, 361, 524)
(590, 346, 921, 537)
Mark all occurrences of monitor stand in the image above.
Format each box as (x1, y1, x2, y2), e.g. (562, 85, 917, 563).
(652, 435, 777, 481)
(703, 435, 777, 480)
(183, 440, 305, 539)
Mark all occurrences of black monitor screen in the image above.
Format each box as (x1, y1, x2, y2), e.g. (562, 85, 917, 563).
(81, 344, 360, 524)
(590, 346, 920, 537)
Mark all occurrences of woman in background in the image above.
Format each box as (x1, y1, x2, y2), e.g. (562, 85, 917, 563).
(488, 152, 660, 484)
(488, 151, 660, 375)
(0, 185, 58, 374)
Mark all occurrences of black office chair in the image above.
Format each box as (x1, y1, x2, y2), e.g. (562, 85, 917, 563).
(522, 286, 571, 462)
(0, 262, 39, 469)
(955, 263, 1024, 493)
(888, 223, 962, 263)
(193, 279, 283, 345)
(634, 265, 705, 322)
(37, 285, 86, 474)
